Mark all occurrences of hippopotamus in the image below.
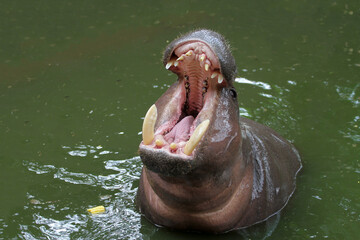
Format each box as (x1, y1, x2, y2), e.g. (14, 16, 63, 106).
(137, 29, 302, 233)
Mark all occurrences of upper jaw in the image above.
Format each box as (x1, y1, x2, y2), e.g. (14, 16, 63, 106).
(162, 29, 238, 84)
(165, 40, 227, 87)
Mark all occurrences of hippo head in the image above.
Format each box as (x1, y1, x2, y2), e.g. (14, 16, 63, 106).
(139, 29, 241, 177)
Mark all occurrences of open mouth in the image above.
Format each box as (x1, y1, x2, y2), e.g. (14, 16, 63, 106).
(141, 41, 226, 157)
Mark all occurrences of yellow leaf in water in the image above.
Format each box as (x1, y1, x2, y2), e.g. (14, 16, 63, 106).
(87, 206, 105, 214)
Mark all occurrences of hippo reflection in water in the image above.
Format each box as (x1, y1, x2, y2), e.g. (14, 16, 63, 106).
(137, 29, 302, 233)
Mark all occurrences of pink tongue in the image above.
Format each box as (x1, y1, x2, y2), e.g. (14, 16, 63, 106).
(165, 116, 194, 143)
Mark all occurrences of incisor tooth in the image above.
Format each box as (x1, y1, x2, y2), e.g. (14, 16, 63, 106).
(185, 50, 193, 56)
(170, 142, 177, 151)
(200, 54, 205, 62)
(155, 139, 163, 147)
(183, 120, 210, 156)
(142, 104, 157, 145)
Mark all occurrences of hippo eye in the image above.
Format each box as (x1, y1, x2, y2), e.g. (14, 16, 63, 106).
(230, 88, 237, 99)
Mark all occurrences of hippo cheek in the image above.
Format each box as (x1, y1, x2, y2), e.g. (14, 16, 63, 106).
(197, 89, 242, 171)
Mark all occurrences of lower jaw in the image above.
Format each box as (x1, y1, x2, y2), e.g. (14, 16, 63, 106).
(139, 146, 194, 176)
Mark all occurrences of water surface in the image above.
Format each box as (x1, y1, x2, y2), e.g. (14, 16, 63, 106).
(0, 1, 359, 239)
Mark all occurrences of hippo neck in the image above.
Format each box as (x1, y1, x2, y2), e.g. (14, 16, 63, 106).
(140, 162, 254, 232)
(144, 155, 247, 212)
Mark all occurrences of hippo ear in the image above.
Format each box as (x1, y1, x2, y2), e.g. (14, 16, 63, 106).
(229, 88, 237, 99)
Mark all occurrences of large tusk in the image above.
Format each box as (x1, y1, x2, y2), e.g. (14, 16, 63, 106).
(183, 120, 210, 156)
(142, 104, 157, 145)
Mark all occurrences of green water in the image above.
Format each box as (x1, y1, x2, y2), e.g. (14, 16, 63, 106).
(0, 0, 359, 239)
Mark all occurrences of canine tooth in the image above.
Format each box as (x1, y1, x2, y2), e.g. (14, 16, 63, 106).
(174, 61, 179, 67)
(204, 63, 209, 71)
(218, 74, 224, 84)
(177, 55, 185, 61)
(185, 50, 193, 56)
(165, 61, 173, 69)
(200, 54, 206, 62)
(142, 104, 157, 145)
(211, 72, 218, 78)
(184, 120, 210, 156)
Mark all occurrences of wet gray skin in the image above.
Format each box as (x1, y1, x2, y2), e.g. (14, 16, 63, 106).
(137, 29, 302, 233)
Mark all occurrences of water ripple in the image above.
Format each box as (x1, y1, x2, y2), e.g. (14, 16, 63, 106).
(336, 84, 360, 107)
(336, 84, 360, 143)
(24, 156, 141, 190)
(20, 155, 143, 239)
(235, 77, 272, 90)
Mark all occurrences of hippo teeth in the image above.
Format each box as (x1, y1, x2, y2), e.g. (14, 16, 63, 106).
(142, 104, 157, 145)
(183, 119, 210, 156)
(210, 71, 224, 84)
(165, 61, 174, 69)
(204, 63, 209, 71)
